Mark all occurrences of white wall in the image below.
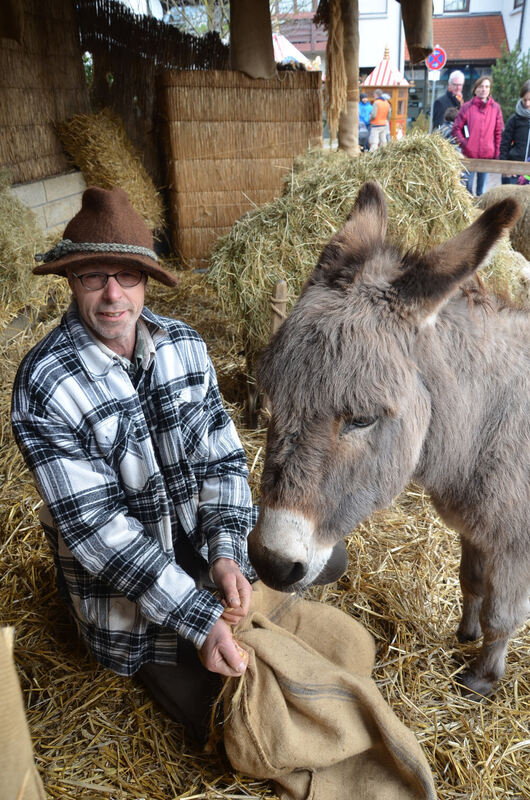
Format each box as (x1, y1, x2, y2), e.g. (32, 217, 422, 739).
(11, 172, 87, 235)
(358, 0, 406, 71)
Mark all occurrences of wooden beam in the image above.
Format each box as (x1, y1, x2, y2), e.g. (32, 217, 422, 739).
(460, 158, 530, 176)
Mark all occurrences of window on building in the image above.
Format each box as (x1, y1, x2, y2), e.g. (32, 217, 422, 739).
(443, 0, 470, 11)
(513, 0, 523, 8)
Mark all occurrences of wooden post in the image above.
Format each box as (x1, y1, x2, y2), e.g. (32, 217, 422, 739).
(338, 0, 359, 155)
(261, 280, 288, 420)
(270, 279, 288, 338)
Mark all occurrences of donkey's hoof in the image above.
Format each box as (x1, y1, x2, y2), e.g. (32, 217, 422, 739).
(456, 626, 481, 643)
(456, 670, 495, 699)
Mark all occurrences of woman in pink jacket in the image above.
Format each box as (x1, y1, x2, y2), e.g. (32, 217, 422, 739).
(452, 75, 504, 196)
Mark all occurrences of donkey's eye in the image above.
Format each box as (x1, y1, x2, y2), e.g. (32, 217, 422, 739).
(341, 417, 377, 435)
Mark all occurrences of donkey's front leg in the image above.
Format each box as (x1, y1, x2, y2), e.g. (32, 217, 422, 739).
(457, 537, 484, 643)
(458, 554, 529, 697)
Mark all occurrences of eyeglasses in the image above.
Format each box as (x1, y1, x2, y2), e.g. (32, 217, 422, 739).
(71, 269, 145, 291)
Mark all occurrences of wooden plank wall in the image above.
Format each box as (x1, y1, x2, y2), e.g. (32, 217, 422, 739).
(158, 69, 323, 264)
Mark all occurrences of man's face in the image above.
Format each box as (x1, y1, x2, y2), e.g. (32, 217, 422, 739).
(448, 78, 463, 96)
(68, 263, 147, 359)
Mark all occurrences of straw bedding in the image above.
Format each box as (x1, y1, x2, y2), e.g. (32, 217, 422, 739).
(207, 134, 529, 366)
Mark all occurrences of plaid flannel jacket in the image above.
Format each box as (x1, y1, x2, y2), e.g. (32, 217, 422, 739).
(11, 303, 255, 676)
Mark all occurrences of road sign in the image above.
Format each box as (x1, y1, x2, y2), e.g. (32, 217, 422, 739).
(425, 45, 447, 72)
(428, 70, 441, 81)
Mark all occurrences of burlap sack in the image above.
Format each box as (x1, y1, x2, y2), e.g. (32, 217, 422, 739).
(0, 628, 46, 800)
(223, 583, 436, 800)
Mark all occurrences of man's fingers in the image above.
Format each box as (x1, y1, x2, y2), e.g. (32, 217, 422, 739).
(219, 638, 248, 674)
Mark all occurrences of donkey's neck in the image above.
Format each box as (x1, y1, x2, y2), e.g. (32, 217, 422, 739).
(413, 293, 528, 506)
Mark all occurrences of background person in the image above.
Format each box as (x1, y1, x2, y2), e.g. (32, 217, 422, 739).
(432, 70, 464, 130)
(11, 186, 257, 746)
(358, 92, 372, 152)
(499, 79, 530, 185)
(436, 105, 460, 145)
(369, 89, 391, 151)
(452, 75, 503, 196)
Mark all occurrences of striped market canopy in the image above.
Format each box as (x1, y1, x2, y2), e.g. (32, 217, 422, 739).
(362, 49, 410, 87)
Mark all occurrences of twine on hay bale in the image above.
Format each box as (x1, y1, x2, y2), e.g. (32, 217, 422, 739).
(0, 171, 70, 329)
(207, 133, 529, 365)
(1, 273, 528, 799)
(57, 109, 165, 233)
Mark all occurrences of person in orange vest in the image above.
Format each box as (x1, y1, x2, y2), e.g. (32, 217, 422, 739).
(369, 89, 391, 150)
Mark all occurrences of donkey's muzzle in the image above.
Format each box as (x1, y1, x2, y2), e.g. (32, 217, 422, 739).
(248, 540, 307, 591)
(248, 531, 348, 592)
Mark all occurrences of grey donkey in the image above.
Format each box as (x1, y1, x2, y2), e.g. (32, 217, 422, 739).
(248, 181, 529, 697)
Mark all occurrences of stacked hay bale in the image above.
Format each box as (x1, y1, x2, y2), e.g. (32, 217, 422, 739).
(208, 134, 529, 366)
(57, 109, 165, 233)
(476, 183, 530, 261)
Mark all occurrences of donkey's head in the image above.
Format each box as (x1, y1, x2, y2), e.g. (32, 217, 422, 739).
(248, 181, 519, 591)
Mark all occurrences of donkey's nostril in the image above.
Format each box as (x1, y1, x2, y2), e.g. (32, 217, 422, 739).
(286, 561, 306, 585)
(248, 541, 307, 590)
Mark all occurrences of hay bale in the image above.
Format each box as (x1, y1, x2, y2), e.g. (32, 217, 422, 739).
(57, 109, 165, 232)
(207, 133, 527, 364)
(0, 171, 69, 329)
(476, 184, 530, 260)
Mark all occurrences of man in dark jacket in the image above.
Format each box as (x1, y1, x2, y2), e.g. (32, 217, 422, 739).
(500, 79, 530, 185)
(432, 70, 465, 130)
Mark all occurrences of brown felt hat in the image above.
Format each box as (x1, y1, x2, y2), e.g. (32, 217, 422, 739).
(33, 186, 178, 287)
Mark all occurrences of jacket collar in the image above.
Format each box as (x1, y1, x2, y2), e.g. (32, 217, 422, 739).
(62, 302, 167, 381)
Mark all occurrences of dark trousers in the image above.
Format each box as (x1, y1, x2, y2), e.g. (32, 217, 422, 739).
(137, 639, 222, 745)
(137, 532, 221, 745)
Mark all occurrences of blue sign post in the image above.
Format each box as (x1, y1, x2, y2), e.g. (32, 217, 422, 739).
(426, 46, 447, 132)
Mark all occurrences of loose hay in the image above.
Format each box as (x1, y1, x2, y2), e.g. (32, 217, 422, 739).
(57, 109, 165, 233)
(476, 184, 530, 261)
(207, 134, 529, 365)
(1, 276, 528, 798)
(0, 171, 69, 329)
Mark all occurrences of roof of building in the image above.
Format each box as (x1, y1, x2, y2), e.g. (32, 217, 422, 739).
(405, 13, 508, 63)
(363, 48, 409, 87)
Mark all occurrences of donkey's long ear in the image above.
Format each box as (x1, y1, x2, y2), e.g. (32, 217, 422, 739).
(344, 180, 388, 243)
(392, 198, 520, 322)
(312, 181, 388, 280)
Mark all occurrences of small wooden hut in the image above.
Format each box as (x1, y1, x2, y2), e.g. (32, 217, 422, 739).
(362, 47, 410, 140)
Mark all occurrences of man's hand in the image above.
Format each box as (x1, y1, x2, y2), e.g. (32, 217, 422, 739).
(199, 618, 248, 677)
(210, 558, 252, 625)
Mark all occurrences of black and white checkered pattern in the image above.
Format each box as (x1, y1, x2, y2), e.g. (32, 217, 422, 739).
(11, 304, 256, 676)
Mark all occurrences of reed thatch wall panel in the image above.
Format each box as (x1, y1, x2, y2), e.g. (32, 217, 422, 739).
(167, 122, 323, 161)
(163, 87, 322, 124)
(177, 227, 233, 260)
(169, 159, 294, 194)
(0, 0, 90, 184)
(159, 69, 322, 264)
(175, 189, 277, 229)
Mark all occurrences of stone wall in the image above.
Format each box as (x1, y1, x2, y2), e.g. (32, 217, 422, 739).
(11, 171, 86, 235)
